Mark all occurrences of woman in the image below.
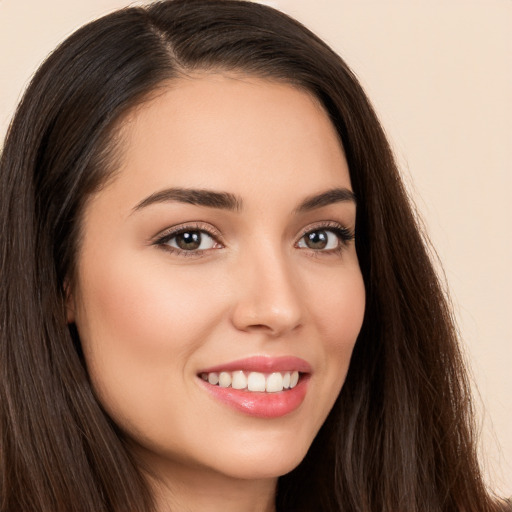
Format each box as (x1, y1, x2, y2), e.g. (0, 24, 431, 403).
(0, 0, 506, 510)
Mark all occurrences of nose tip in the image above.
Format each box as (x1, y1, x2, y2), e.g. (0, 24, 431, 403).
(232, 300, 302, 337)
(230, 257, 303, 337)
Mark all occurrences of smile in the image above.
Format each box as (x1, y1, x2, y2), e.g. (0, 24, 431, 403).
(200, 370, 300, 393)
(197, 356, 311, 418)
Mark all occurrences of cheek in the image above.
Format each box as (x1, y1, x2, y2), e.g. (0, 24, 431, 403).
(73, 252, 225, 415)
(307, 266, 366, 352)
(307, 265, 365, 403)
(292, 264, 365, 439)
(73, 253, 230, 445)
(76, 253, 221, 358)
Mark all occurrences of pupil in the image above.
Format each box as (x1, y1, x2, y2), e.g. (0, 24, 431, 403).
(307, 230, 327, 249)
(177, 231, 201, 250)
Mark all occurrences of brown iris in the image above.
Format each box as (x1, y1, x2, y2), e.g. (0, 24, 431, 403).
(175, 231, 202, 250)
(304, 230, 328, 250)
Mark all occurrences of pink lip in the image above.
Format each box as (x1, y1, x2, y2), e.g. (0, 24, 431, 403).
(197, 356, 312, 419)
(199, 355, 312, 374)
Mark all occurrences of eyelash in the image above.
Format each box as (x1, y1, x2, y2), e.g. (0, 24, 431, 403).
(297, 222, 354, 256)
(152, 222, 222, 258)
(152, 221, 355, 258)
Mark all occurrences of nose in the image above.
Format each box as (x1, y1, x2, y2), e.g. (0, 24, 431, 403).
(230, 246, 303, 337)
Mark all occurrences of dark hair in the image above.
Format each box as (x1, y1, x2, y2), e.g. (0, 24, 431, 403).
(0, 1, 503, 511)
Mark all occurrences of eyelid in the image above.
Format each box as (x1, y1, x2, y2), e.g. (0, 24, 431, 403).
(151, 222, 224, 248)
(295, 221, 355, 252)
(297, 221, 354, 241)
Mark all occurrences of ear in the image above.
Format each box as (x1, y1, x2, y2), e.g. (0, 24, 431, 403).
(64, 280, 76, 324)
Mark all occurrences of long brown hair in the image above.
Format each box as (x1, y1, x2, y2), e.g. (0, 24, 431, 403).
(0, 1, 503, 510)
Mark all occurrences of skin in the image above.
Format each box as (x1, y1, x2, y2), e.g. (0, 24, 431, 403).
(69, 74, 366, 512)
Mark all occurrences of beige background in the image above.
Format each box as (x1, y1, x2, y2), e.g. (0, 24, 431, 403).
(1, 0, 510, 496)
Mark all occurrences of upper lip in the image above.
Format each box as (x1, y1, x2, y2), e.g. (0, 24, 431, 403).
(198, 356, 312, 374)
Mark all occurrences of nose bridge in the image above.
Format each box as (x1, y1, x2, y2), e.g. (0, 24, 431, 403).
(231, 238, 303, 336)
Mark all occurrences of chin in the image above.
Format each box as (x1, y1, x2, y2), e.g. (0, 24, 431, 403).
(207, 437, 312, 481)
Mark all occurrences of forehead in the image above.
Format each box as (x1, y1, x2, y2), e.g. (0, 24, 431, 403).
(101, 73, 351, 208)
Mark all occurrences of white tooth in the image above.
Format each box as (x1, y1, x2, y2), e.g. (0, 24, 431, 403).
(208, 372, 219, 385)
(266, 372, 284, 393)
(290, 371, 299, 388)
(201, 373, 208, 381)
(247, 372, 266, 392)
(231, 371, 247, 390)
(282, 372, 291, 389)
(219, 372, 231, 388)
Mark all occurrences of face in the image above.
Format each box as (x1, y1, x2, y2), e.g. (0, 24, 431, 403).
(70, 74, 365, 485)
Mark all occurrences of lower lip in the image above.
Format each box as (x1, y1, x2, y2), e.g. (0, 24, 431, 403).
(199, 375, 309, 418)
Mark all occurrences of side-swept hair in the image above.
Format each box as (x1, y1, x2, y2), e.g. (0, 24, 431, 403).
(0, 1, 502, 510)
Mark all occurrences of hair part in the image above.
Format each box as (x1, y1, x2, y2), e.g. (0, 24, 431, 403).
(0, 1, 502, 511)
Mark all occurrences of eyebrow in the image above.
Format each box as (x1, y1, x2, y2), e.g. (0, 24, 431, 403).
(132, 186, 355, 214)
(294, 187, 356, 213)
(133, 188, 242, 213)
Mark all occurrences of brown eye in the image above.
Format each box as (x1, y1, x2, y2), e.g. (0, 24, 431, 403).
(297, 229, 342, 251)
(165, 230, 216, 251)
(304, 230, 328, 249)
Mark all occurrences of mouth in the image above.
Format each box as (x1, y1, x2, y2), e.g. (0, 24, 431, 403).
(200, 370, 301, 393)
(197, 356, 311, 418)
